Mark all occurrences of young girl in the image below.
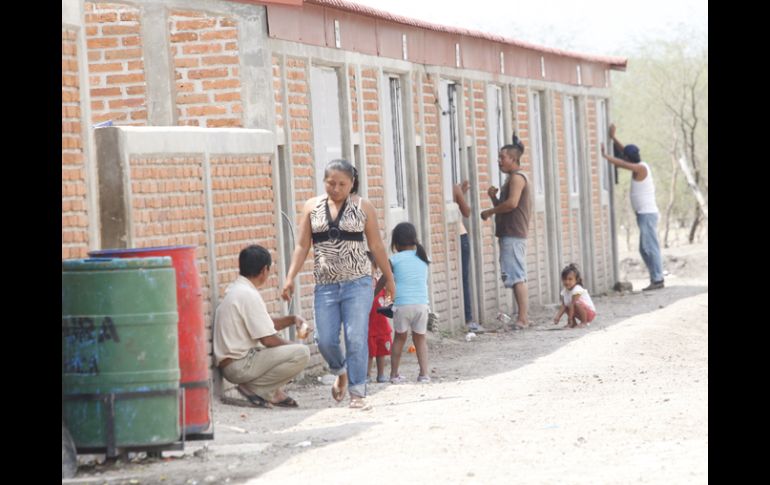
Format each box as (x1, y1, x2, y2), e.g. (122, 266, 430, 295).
(367, 252, 393, 383)
(377, 222, 431, 383)
(553, 263, 596, 328)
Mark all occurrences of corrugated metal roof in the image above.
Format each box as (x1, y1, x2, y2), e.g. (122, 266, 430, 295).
(306, 0, 627, 69)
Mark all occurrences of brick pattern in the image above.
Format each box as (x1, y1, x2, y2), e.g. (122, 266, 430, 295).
(422, 73, 449, 321)
(513, 87, 541, 300)
(552, 93, 572, 264)
(283, 57, 316, 316)
(412, 72, 421, 136)
(85, 2, 147, 126)
(210, 155, 282, 312)
(587, 99, 612, 292)
(62, 28, 90, 260)
(472, 81, 498, 314)
(128, 155, 212, 348)
(273, 55, 284, 131)
(361, 68, 386, 228)
(169, 10, 243, 128)
(349, 65, 359, 134)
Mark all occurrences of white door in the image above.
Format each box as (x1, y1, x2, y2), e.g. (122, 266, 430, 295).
(310, 66, 343, 194)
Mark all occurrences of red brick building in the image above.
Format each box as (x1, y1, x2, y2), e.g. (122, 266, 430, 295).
(62, 0, 627, 383)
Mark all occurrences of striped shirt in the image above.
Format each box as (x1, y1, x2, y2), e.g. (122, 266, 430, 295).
(310, 195, 370, 284)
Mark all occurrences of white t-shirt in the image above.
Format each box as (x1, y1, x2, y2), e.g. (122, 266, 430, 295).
(560, 284, 596, 311)
(213, 276, 277, 365)
(629, 162, 659, 214)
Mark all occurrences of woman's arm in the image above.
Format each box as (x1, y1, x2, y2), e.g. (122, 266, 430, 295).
(281, 197, 316, 301)
(360, 198, 396, 302)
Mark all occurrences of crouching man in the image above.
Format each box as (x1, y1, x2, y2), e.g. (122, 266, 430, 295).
(214, 244, 311, 408)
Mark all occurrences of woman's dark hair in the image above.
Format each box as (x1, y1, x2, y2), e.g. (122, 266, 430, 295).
(239, 244, 272, 277)
(391, 222, 430, 265)
(560, 263, 582, 286)
(324, 159, 359, 194)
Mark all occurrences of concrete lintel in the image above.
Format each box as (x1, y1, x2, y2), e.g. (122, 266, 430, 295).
(97, 126, 275, 156)
(62, 0, 82, 27)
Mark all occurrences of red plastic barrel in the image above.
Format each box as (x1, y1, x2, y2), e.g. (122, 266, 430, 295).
(89, 246, 211, 436)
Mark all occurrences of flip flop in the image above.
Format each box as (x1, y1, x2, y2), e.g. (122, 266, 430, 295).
(331, 374, 347, 402)
(271, 396, 299, 408)
(349, 397, 371, 410)
(236, 385, 272, 408)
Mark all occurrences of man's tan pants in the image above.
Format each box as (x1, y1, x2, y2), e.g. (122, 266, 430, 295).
(221, 344, 310, 401)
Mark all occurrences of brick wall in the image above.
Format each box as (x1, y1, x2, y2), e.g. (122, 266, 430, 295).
(169, 10, 243, 127)
(283, 57, 316, 318)
(472, 81, 498, 315)
(62, 28, 90, 260)
(513, 87, 541, 300)
(422, 73, 449, 321)
(349, 65, 359, 134)
(210, 155, 277, 305)
(85, 2, 147, 126)
(272, 55, 284, 131)
(127, 155, 212, 350)
(587, 99, 613, 292)
(361, 67, 385, 226)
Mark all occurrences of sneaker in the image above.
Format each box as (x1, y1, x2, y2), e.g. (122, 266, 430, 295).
(417, 375, 431, 383)
(642, 280, 665, 291)
(467, 322, 486, 334)
(390, 375, 407, 384)
(376, 375, 389, 383)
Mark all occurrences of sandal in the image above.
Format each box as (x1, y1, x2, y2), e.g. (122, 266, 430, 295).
(331, 374, 347, 402)
(349, 397, 371, 410)
(271, 396, 299, 408)
(236, 385, 272, 408)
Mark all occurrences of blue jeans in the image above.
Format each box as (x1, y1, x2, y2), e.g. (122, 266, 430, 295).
(314, 275, 373, 398)
(636, 212, 664, 283)
(460, 234, 472, 323)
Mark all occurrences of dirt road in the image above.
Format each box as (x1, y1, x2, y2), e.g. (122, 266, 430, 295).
(68, 242, 707, 485)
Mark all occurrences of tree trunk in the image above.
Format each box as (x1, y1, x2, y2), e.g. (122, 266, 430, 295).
(688, 205, 701, 244)
(664, 163, 679, 248)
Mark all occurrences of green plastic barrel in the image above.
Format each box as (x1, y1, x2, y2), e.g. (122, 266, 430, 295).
(62, 257, 180, 451)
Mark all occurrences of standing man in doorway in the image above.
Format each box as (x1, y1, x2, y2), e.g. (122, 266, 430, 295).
(481, 136, 531, 329)
(601, 124, 664, 291)
(454, 181, 485, 334)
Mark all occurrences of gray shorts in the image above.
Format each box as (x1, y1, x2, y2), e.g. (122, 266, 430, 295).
(393, 304, 429, 334)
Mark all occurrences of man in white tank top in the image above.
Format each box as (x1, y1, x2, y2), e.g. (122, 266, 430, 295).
(601, 124, 664, 291)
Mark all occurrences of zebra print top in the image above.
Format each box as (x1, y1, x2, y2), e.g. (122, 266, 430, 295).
(310, 195, 370, 284)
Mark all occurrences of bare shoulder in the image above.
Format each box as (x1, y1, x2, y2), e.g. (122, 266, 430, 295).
(304, 195, 322, 210)
(354, 195, 373, 211)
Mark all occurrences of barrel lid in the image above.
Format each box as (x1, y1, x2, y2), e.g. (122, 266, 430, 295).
(62, 256, 173, 271)
(89, 245, 195, 257)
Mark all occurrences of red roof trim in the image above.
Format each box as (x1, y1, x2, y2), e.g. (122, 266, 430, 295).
(305, 0, 627, 69)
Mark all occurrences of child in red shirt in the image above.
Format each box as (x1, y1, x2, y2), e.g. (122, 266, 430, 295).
(367, 252, 392, 383)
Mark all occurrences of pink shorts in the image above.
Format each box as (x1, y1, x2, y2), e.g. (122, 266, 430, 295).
(576, 300, 596, 323)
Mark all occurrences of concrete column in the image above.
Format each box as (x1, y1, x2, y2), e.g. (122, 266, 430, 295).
(140, 3, 176, 126)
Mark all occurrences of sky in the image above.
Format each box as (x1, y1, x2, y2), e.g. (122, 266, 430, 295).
(351, 0, 708, 57)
